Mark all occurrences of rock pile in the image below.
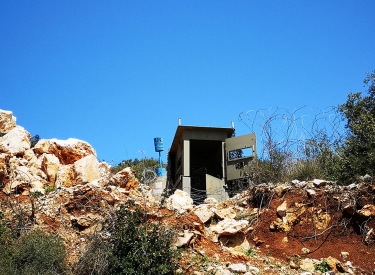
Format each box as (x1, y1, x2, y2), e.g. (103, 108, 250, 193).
(1, 109, 375, 274)
(0, 109, 139, 196)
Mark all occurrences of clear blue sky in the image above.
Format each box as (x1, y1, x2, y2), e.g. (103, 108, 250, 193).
(1, 1, 374, 165)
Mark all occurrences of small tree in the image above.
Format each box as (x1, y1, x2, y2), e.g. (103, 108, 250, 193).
(338, 70, 375, 182)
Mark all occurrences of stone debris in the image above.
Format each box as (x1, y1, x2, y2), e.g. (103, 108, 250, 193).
(1, 108, 374, 274)
(210, 218, 249, 242)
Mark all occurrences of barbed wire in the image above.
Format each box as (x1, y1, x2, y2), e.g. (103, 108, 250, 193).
(238, 106, 346, 160)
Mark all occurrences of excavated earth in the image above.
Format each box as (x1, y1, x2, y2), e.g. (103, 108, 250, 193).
(1, 179, 375, 274)
(1, 109, 375, 274)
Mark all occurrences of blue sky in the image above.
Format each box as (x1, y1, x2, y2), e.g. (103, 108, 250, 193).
(1, 1, 374, 165)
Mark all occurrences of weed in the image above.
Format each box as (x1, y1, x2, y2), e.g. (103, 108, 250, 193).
(314, 259, 331, 273)
(191, 254, 212, 272)
(245, 246, 257, 257)
(44, 186, 55, 193)
(30, 191, 43, 198)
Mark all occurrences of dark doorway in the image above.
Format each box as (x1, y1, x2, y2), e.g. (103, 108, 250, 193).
(190, 140, 222, 203)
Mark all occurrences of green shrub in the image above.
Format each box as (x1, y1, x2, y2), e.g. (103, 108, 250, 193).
(76, 200, 181, 275)
(109, 200, 180, 275)
(73, 234, 111, 275)
(0, 229, 67, 275)
(0, 211, 12, 245)
(314, 259, 331, 273)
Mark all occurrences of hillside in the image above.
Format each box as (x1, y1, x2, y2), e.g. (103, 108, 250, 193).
(1, 109, 375, 275)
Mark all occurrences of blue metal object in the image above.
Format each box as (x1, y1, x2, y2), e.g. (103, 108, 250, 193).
(156, 167, 166, 177)
(154, 137, 165, 176)
(154, 137, 164, 152)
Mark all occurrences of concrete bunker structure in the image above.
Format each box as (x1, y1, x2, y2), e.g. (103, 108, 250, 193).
(168, 122, 256, 203)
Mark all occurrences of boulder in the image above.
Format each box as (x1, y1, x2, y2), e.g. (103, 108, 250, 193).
(166, 189, 193, 214)
(34, 138, 96, 165)
(0, 126, 30, 156)
(270, 202, 306, 232)
(0, 153, 7, 185)
(98, 162, 112, 186)
(74, 154, 100, 184)
(41, 153, 60, 186)
(2, 163, 45, 194)
(193, 204, 213, 223)
(204, 197, 218, 204)
(56, 165, 75, 187)
(312, 179, 330, 187)
(276, 201, 287, 217)
(110, 167, 139, 190)
(219, 231, 249, 253)
(24, 149, 41, 169)
(0, 109, 17, 132)
(214, 206, 236, 219)
(174, 230, 194, 248)
(274, 184, 289, 197)
(210, 218, 249, 241)
(299, 258, 316, 272)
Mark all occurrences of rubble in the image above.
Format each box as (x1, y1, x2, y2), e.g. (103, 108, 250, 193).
(1, 108, 375, 274)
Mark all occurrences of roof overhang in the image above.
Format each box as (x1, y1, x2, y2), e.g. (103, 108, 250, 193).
(169, 125, 234, 154)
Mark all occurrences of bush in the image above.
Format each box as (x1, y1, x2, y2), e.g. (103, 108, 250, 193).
(109, 200, 180, 275)
(0, 229, 67, 275)
(73, 233, 111, 275)
(75, 200, 181, 275)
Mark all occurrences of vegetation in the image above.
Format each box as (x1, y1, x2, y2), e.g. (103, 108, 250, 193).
(314, 259, 331, 273)
(75, 199, 181, 275)
(0, 228, 67, 275)
(245, 246, 257, 257)
(337, 71, 375, 182)
(30, 134, 40, 148)
(112, 157, 161, 182)
(242, 70, 375, 185)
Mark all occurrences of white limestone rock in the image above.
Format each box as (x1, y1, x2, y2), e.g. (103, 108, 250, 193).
(166, 189, 194, 214)
(228, 263, 247, 273)
(274, 183, 290, 197)
(214, 206, 236, 219)
(0, 126, 30, 155)
(0, 109, 17, 132)
(74, 154, 100, 185)
(194, 204, 213, 223)
(174, 230, 194, 248)
(55, 164, 75, 187)
(41, 153, 61, 186)
(210, 218, 249, 241)
(98, 161, 112, 186)
(34, 138, 97, 165)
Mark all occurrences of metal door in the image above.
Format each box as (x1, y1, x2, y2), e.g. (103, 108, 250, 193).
(224, 133, 256, 181)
